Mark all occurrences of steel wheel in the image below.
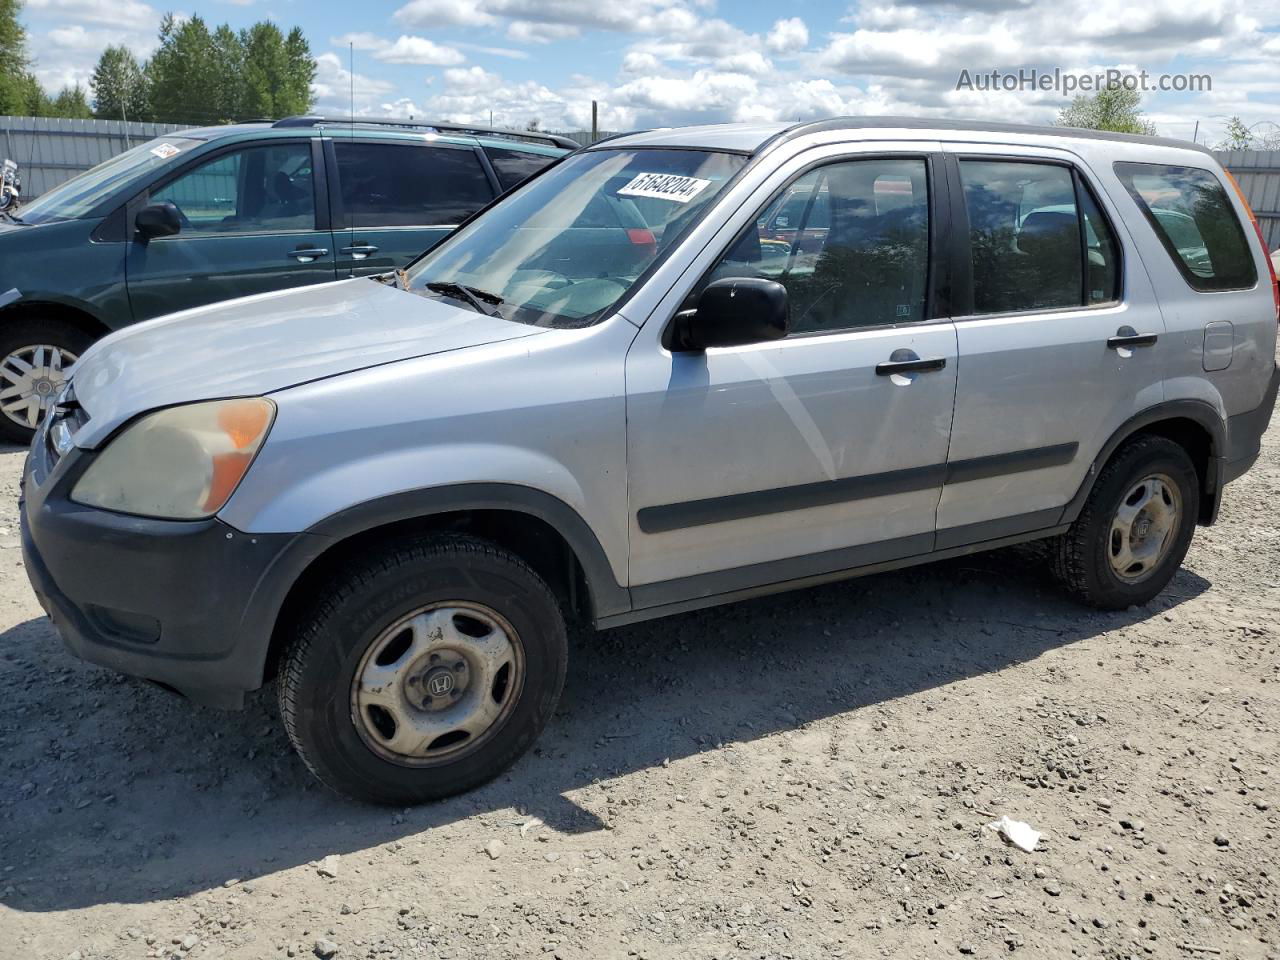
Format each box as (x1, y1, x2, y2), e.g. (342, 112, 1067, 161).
(1108, 472, 1181, 583)
(350, 601, 525, 767)
(0, 344, 77, 430)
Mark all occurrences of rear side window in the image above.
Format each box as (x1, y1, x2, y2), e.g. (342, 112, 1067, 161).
(334, 142, 494, 227)
(483, 147, 559, 191)
(1114, 162, 1256, 291)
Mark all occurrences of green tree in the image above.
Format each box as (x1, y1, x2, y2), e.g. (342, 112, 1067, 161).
(90, 45, 150, 121)
(281, 26, 315, 116)
(1056, 84, 1157, 136)
(240, 21, 288, 118)
(147, 14, 220, 123)
(240, 22, 313, 118)
(0, 0, 31, 115)
(48, 83, 92, 118)
(209, 24, 244, 121)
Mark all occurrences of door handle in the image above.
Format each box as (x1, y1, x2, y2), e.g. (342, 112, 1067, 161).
(875, 356, 947, 376)
(1107, 333, 1158, 349)
(288, 246, 329, 263)
(341, 244, 379, 260)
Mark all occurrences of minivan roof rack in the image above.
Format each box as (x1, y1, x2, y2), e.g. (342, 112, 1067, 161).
(271, 116, 580, 150)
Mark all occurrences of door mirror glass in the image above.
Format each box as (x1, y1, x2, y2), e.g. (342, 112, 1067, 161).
(672, 277, 789, 351)
(135, 201, 182, 239)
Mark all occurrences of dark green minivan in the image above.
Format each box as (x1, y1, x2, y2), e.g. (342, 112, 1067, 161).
(0, 117, 571, 441)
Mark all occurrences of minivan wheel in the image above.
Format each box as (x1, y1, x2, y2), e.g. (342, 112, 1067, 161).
(1052, 435, 1199, 610)
(277, 535, 567, 805)
(0, 318, 93, 444)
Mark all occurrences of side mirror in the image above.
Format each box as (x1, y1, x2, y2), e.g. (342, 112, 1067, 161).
(135, 202, 181, 239)
(670, 277, 790, 352)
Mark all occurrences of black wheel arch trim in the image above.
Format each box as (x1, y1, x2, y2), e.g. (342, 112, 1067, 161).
(1060, 400, 1226, 526)
(298, 483, 631, 620)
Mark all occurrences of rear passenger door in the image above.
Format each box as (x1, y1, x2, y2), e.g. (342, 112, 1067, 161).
(936, 145, 1166, 544)
(326, 140, 496, 277)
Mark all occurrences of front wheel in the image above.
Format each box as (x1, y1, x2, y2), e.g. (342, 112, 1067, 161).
(0, 318, 93, 444)
(1052, 435, 1199, 609)
(278, 535, 567, 805)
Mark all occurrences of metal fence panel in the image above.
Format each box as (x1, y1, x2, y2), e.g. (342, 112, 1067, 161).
(1, 115, 188, 198)
(1214, 149, 1280, 252)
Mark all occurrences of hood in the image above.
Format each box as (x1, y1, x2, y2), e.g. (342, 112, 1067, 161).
(70, 277, 545, 448)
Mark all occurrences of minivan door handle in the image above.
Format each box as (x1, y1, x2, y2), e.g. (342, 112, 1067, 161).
(1107, 331, 1158, 349)
(875, 356, 947, 376)
(341, 244, 379, 260)
(289, 246, 329, 263)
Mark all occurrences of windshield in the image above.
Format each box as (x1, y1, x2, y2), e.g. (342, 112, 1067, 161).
(18, 137, 201, 225)
(406, 148, 748, 327)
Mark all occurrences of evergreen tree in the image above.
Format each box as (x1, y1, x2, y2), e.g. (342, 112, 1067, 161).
(90, 45, 150, 121)
(147, 14, 220, 124)
(209, 24, 244, 121)
(0, 0, 31, 115)
(281, 27, 315, 117)
(240, 21, 288, 118)
(49, 83, 92, 118)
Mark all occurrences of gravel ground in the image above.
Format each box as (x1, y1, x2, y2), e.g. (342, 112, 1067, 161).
(1, 414, 1277, 960)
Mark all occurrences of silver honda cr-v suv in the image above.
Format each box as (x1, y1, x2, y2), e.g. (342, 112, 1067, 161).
(21, 118, 1280, 804)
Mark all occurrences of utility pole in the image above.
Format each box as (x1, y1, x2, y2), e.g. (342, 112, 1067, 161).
(591, 99, 598, 144)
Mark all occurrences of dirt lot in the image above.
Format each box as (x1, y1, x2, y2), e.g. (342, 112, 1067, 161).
(1, 417, 1277, 960)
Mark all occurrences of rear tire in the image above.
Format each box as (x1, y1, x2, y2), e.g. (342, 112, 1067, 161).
(278, 535, 567, 805)
(0, 317, 94, 444)
(1052, 435, 1199, 609)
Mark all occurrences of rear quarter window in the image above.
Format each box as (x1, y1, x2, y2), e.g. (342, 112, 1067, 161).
(483, 147, 560, 191)
(1114, 162, 1256, 291)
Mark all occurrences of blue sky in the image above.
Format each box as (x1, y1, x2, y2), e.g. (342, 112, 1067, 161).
(19, 0, 1280, 146)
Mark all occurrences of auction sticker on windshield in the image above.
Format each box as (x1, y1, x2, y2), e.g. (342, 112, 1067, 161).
(617, 173, 712, 204)
(150, 143, 182, 160)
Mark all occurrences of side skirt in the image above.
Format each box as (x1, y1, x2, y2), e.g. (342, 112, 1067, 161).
(596, 521, 1069, 630)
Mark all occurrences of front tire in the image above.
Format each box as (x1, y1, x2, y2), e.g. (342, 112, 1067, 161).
(0, 317, 93, 444)
(278, 535, 567, 805)
(1052, 435, 1199, 609)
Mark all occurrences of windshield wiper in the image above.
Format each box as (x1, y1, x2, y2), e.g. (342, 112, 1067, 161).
(424, 281, 503, 317)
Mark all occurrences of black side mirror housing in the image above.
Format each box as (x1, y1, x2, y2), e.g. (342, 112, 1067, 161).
(135, 202, 181, 239)
(670, 277, 790, 352)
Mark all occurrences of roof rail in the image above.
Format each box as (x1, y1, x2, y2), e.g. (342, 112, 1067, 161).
(271, 115, 579, 150)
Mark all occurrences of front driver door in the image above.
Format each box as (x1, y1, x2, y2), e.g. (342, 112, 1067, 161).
(624, 150, 958, 604)
(126, 140, 336, 321)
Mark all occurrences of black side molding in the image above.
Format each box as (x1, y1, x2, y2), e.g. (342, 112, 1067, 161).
(637, 442, 1080, 534)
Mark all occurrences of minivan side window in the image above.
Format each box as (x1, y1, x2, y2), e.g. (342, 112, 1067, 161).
(483, 147, 559, 191)
(959, 159, 1123, 314)
(334, 142, 494, 227)
(1113, 162, 1257, 291)
(705, 157, 930, 335)
(150, 143, 315, 235)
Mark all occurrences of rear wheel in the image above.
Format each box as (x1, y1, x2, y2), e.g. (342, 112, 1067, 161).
(0, 317, 93, 444)
(1052, 435, 1199, 609)
(278, 535, 567, 805)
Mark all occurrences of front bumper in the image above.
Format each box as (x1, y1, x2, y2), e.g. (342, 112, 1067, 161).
(20, 423, 329, 708)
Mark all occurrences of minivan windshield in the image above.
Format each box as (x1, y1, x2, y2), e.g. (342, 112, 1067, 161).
(405, 148, 747, 327)
(17, 136, 201, 225)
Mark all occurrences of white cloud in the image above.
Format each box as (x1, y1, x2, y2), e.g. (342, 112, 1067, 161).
(506, 20, 581, 43)
(766, 17, 809, 54)
(27, 0, 159, 27)
(311, 51, 397, 116)
(375, 36, 467, 66)
(392, 0, 499, 28)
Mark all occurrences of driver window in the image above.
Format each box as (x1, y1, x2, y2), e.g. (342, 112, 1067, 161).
(706, 157, 930, 335)
(150, 143, 315, 235)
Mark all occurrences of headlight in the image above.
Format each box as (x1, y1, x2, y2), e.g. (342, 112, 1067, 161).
(72, 398, 275, 519)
